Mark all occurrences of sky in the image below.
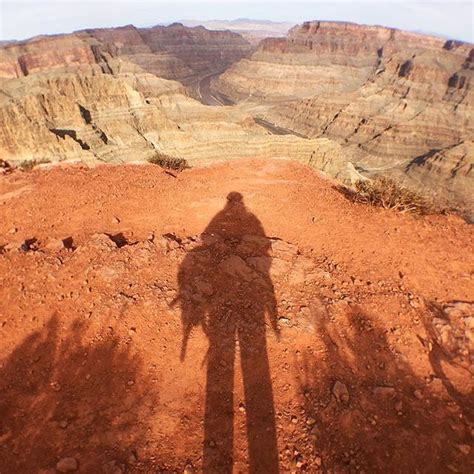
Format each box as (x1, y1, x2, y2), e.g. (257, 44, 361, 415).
(0, 0, 473, 42)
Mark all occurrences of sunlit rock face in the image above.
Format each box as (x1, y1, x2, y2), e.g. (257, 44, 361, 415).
(0, 20, 472, 214)
(214, 21, 473, 212)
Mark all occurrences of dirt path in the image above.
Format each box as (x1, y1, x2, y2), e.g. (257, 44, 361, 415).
(0, 159, 472, 473)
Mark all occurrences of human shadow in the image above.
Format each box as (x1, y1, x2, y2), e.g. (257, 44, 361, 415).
(175, 192, 280, 473)
(0, 314, 157, 473)
(295, 302, 473, 472)
(421, 301, 474, 418)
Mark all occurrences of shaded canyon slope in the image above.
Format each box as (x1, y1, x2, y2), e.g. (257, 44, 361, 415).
(215, 21, 474, 213)
(0, 23, 252, 84)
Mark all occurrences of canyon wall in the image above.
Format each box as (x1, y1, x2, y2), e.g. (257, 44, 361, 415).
(215, 21, 473, 211)
(0, 67, 355, 182)
(0, 23, 359, 183)
(0, 23, 252, 83)
(0, 20, 472, 214)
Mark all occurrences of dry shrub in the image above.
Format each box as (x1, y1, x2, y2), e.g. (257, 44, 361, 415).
(352, 177, 435, 214)
(0, 159, 12, 174)
(148, 152, 189, 172)
(19, 158, 51, 171)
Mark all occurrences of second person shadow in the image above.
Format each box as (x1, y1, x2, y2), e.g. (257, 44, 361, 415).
(176, 192, 280, 473)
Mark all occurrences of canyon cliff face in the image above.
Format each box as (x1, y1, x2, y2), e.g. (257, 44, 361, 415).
(0, 24, 252, 162)
(215, 21, 473, 212)
(0, 23, 252, 83)
(0, 25, 346, 178)
(0, 21, 472, 214)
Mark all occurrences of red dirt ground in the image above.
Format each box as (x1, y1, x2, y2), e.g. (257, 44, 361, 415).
(0, 159, 472, 473)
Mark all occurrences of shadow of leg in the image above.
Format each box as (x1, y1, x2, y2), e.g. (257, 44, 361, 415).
(239, 326, 279, 474)
(203, 331, 236, 474)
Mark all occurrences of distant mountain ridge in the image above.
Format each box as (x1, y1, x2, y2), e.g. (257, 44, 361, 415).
(180, 19, 294, 43)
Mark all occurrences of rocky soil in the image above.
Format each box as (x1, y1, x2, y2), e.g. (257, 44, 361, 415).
(0, 159, 472, 473)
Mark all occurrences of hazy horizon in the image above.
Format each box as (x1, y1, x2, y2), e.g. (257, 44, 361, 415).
(0, 1, 473, 43)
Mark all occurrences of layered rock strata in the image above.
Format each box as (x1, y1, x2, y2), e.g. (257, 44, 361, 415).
(0, 23, 252, 84)
(215, 21, 473, 211)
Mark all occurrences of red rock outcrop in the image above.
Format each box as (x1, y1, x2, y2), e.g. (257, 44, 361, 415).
(0, 34, 98, 78)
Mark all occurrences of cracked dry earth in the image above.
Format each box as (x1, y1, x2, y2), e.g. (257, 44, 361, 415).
(0, 158, 473, 473)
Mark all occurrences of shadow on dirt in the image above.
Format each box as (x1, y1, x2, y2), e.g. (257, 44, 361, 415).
(0, 314, 157, 473)
(295, 303, 473, 472)
(176, 191, 280, 473)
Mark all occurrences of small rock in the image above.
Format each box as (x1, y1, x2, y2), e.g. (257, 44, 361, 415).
(394, 400, 403, 412)
(295, 454, 304, 468)
(414, 389, 423, 400)
(127, 380, 135, 386)
(278, 316, 290, 325)
(184, 463, 195, 474)
(372, 386, 396, 397)
(58, 420, 68, 429)
(50, 381, 61, 392)
(8, 227, 17, 234)
(457, 444, 470, 455)
(45, 239, 64, 251)
(56, 457, 78, 472)
(111, 217, 120, 224)
(332, 380, 350, 403)
(103, 460, 123, 474)
(291, 415, 298, 424)
(127, 451, 138, 464)
(314, 456, 322, 467)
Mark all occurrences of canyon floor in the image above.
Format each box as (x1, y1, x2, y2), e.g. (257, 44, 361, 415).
(0, 159, 473, 473)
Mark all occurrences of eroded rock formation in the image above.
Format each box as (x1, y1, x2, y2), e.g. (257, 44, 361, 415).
(0, 23, 360, 183)
(215, 21, 474, 211)
(0, 23, 252, 83)
(0, 21, 472, 214)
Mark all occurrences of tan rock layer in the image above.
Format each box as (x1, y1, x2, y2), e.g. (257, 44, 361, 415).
(214, 21, 474, 211)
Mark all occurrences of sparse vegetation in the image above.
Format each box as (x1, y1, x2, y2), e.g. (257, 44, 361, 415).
(349, 177, 435, 214)
(19, 158, 51, 171)
(0, 159, 12, 174)
(148, 153, 189, 172)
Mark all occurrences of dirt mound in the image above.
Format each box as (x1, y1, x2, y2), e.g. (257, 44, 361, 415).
(0, 159, 472, 472)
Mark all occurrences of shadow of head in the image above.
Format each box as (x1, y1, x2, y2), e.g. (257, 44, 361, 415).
(226, 191, 243, 203)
